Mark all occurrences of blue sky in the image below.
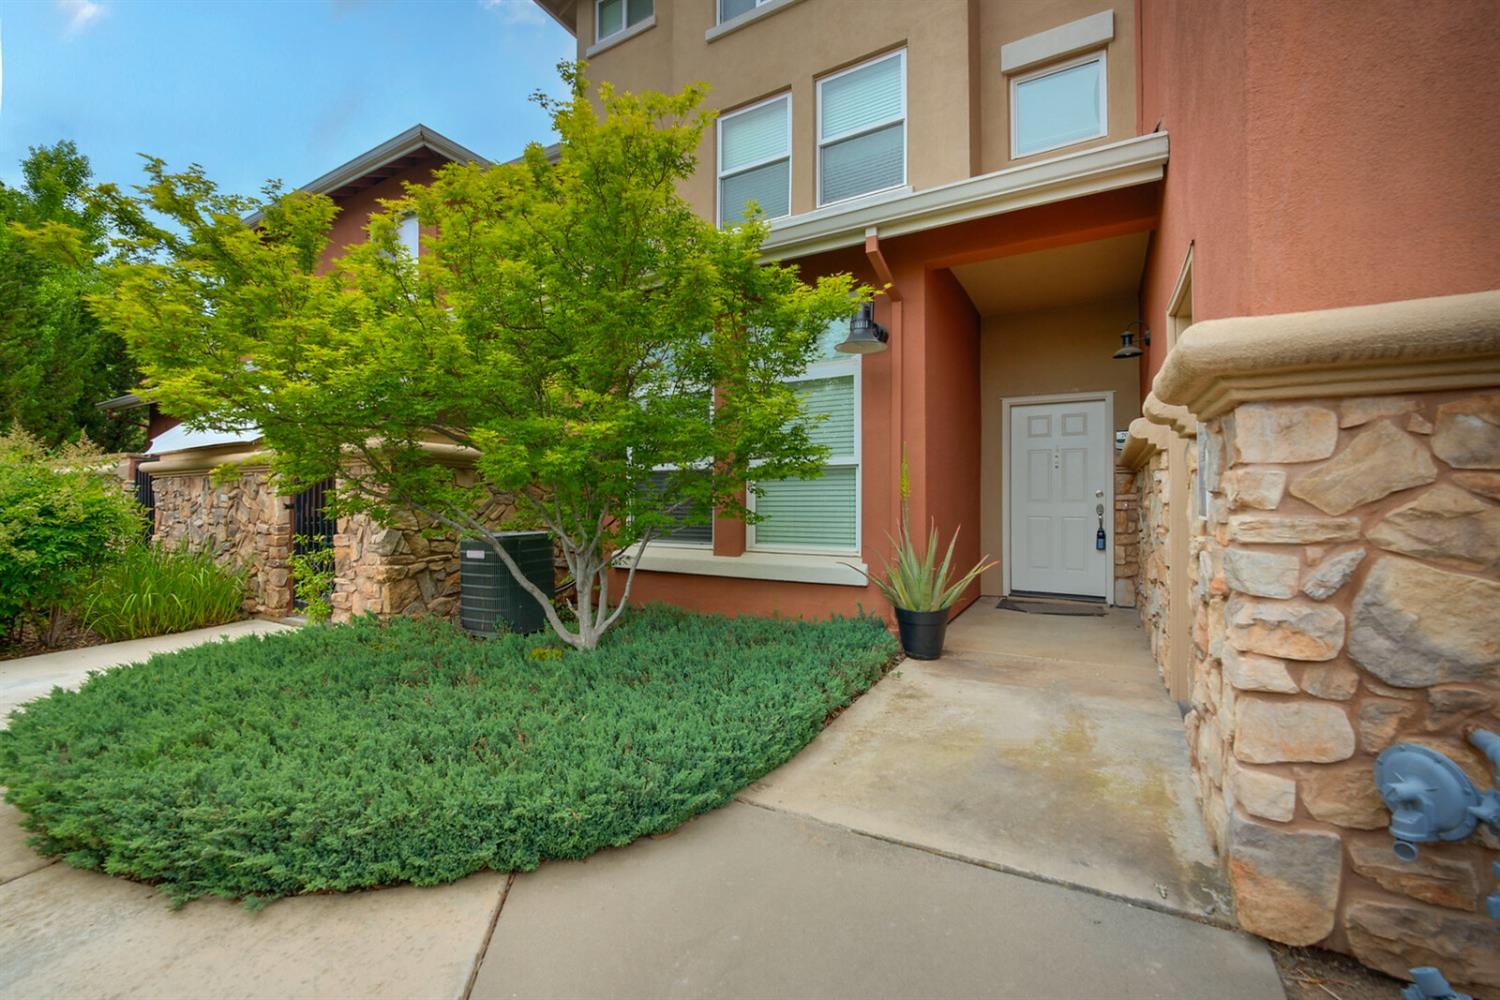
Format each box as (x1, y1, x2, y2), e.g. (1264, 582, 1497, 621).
(0, 0, 575, 196)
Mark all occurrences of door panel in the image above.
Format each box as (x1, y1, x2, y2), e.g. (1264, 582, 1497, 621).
(1009, 399, 1109, 598)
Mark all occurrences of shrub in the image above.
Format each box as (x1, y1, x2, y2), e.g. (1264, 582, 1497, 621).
(0, 607, 897, 907)
(288, 536, 334, 624)
(0, 428, 143, 642)
(79, 543, 247, 642)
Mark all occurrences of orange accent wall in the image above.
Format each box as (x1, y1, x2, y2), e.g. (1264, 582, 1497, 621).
(1138, 0, 1500, 390)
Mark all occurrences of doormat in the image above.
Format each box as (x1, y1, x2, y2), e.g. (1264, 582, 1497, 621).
(996, 597, 1107, 616)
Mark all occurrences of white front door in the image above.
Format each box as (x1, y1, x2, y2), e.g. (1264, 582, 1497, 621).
(1008, 398, 1110, 599)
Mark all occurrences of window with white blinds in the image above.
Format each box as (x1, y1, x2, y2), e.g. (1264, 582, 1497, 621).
(644, 469, 713, 546)
(397, 214, 420, 259)
(750, 317, 861, 554)
(596, 0, 652, 42)
(1011, 52, 1106, 158)
(718, 95, 791, 226)
(817, 50, 906, 207)
(718, 0, 771, 22)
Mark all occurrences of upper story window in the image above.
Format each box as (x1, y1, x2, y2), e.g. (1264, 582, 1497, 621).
(397, 214, 420, 259)
(817, 50, 906, 207)
(719, 0, 772, 22)
(717, 94, 791, 226)
(596, 0, 652, 43)
(1011, 51, 1107, 158)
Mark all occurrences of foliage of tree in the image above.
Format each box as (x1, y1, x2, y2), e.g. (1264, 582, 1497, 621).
(0, 142, 141, 450)
(0, 428, 145, 643)
(88, 65, 866, 649)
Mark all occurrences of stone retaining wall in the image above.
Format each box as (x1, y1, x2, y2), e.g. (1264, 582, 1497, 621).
(151, 470, 293, 617)
(1180, 391, 1499, 990)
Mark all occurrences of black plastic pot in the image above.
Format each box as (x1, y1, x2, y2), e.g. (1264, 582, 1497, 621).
(894, 607, 948, 660)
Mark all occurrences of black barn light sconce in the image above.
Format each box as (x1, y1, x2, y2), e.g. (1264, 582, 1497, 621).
(1113, 321, 1151, 360)
(836, 302, 889, 355)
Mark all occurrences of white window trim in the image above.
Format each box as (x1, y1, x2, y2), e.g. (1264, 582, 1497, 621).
(588, 0, 654, 55)
(816, 49, 908, 209)
(707, 0, 807, 41)
(717, 92, 793, 227)
(1009, 50, 1108, 160)
(746, 354, 862, 556)
(617, 545, 869, 587)
(1000, 10, 1114, 74)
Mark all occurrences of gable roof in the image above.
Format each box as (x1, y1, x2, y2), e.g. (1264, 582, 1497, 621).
(530, 0, 576, 34)
(291, 124, 492, 202)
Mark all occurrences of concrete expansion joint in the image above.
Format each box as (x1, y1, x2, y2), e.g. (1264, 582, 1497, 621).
(462, 871, 516, 1000)
(731, 796, 1241, 933)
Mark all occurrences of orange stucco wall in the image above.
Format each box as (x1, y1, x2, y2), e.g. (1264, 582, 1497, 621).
(1138, 0, 1500, 390)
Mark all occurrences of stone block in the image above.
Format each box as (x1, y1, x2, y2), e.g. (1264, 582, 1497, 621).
(1234, 697, 1356, 763)
(1222, 647, 1298, 693)
(1222, 547, 1300, 598)
(1425, 686, 1496, 731)
(1225, 813, 1341, 945)
(1346, 839, 1481, 911)
(1299, 662, 1359, 701)
(1340, 396, 1418, 429)
(1358, 699, 1420, 752)
(1345, 900, 1500, 992)
(1432, 394, 1500, 470)
(1297, 762, 1389, 828)
(1300, 547, 1366, 600)
(1222, 468, 1287, 511)
(1228, 515, 1361, 545)
(1226, 595, 1345, 661)
(1289, 421, 1437, 516)
(1368, 483, 1500, 570)
(1406, 412, 1434, 435)
(1452, 470, 1500, 501)
(1230, 404, 1339, 464)
(1348, 556, 1500, 687)
(1229, 761, 1296, 822)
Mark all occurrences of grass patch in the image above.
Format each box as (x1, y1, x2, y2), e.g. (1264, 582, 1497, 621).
(80, 544, 247, 642)
(0, 606, 896, 907)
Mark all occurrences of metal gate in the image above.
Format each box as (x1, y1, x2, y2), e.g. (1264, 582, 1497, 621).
(132, 464, 156, 539)
(291, 478, 336, 608)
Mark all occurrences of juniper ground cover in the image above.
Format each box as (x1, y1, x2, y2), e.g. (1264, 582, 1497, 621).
(0, 607, 897, 907)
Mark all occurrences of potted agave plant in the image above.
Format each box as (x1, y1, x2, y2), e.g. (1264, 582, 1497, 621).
(847, 453, 996, 660)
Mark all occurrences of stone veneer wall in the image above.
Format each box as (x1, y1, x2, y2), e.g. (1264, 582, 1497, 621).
(151, 469, 293, 617)
(1112, 466, 1140, 607)
(1182, 391, 1499, 990)
(330, 469, 516, 624)
(1134, 448, 1172, 676)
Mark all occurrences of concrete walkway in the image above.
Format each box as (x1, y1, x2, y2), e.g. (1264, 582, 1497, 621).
(0, 609, 1284, 1000)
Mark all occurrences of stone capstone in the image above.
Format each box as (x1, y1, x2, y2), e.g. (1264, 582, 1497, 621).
(1345, 899, 1500, 991)
(1346, 841, 1480, 911)
(1234, 696, 1356, 764)
(1225, 813, 1341, 945)
(1230, 404, 1339, 464)
(1289, 421, 1437, 516)
(1221, 468, 1287, 510)
(1221, 646, 1298, 693)
(1227, 515, 1361, 545)
(1348, 556, 1500, 687)
(1300, 547, 1366, 600)
(1229, 761, 1296, 822)
(1367, 483, 1500, 571)
(1431, 394, 1500, 470)
(1222, 547, 1300, 599)
(1226, 595, 1345, 661)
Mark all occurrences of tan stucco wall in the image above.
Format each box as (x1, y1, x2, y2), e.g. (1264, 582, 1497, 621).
(573, 0, 1135, 222)
(978, 294, 1141, 593)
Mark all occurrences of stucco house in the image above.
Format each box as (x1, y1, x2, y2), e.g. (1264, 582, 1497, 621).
(118, 0, 1498, 985)
(530, 0, 1500, 985)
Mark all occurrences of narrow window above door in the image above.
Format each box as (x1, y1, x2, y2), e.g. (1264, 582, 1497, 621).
(1011, 51, 1107, 158)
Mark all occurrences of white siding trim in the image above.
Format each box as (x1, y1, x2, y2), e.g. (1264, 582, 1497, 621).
(1000, 10, 1114, 74)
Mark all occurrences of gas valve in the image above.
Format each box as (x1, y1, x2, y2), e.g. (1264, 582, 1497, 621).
(1373, 730, 1500, 861)
(1401, 967, 1471, 1000)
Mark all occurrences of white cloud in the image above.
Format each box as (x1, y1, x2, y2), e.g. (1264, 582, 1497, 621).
(481, 0, 548, 27)
(58, 0, 105, 38)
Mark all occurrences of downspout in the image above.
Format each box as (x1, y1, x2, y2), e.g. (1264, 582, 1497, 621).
(864, 227, 904, 547)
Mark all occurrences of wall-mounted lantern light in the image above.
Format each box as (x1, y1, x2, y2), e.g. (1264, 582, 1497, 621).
(1112, 321, 1151, 360)
(836, 302, 890, 354)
